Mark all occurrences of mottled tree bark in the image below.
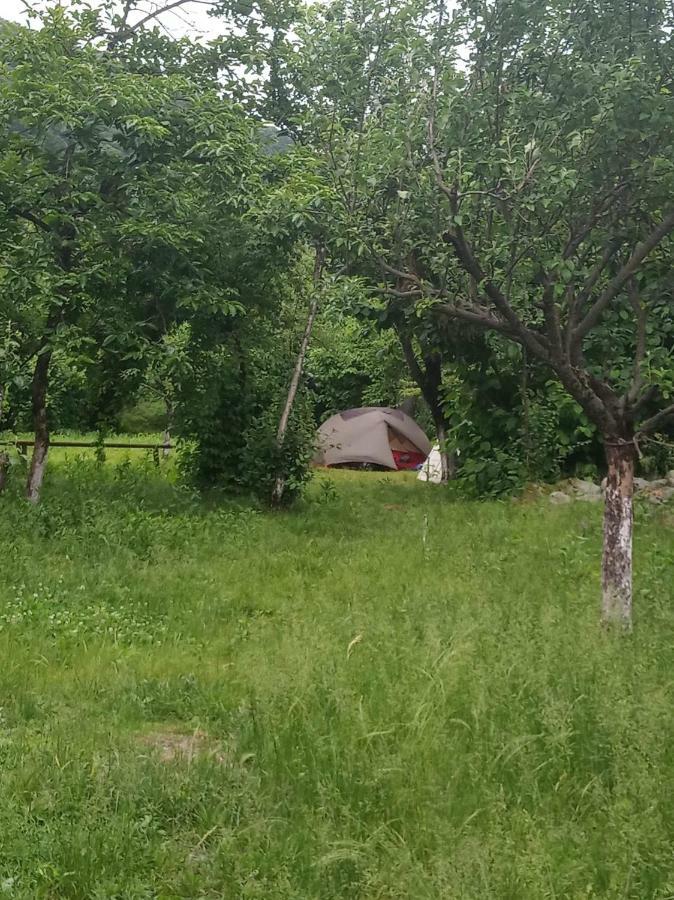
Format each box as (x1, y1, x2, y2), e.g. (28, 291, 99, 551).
(601, 439, 635, 629)
(271, 245, 325, 507)
(26, 348, 52, 504)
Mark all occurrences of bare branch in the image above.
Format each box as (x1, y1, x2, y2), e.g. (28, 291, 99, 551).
(498, 240, 536, 290)
(108, 0, 215, 46)
(637, 402, 674, 436)
(438, 302, 519, 337)
(442, 228, 550, 361)
(378, 260, 421, 284)
(574, 210, 674, 344)
(624, 279, 648, 411)
(578, 238, 623, 306)
(373, 286, 425, 298)
(119, 0, 135, 29)
(565, 237, 622, 358)
(562, 182, 628, 260)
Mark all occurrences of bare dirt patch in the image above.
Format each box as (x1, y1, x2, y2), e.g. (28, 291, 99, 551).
(136, 727, 226, 764)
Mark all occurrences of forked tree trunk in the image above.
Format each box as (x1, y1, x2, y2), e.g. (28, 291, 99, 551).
(601, 439, 636, 629)
(271, 246, 325, 507)
(26, 348, 52, 504)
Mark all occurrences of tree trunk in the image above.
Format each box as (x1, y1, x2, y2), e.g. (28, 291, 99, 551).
(435, 421, 456, 483)
(396, 331, 454, 482)
(0, 383, 7, 490)
(0, 452, 8, 494)
(601, 439, 635, 629)
(162, 400, 174, 457)
(271, 245, 325, 507)
(26, 348, 52, 504)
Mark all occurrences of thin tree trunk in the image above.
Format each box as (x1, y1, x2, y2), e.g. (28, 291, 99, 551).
(26, 348, 52, 504)
(435, 421, 456, 483)
(601, 439, 635, 629)
(163, 399, 174, 457)
(0, 452, 8, 494)
(271, 245, 325, 506)
(0, 383, 7, 490)
(396, 331, 455, 482)
(520, 347, 532, 478)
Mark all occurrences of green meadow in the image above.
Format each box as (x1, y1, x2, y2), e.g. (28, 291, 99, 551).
(1, 449, 673, 898)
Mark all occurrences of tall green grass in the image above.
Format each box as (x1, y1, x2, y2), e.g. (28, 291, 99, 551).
(0, 454, 673, 897)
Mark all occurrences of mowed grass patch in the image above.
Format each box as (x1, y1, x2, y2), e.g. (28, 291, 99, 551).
(0, 456, 673, 897)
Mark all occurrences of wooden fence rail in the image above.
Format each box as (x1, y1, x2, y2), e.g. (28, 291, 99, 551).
(0, 439, 173, 464)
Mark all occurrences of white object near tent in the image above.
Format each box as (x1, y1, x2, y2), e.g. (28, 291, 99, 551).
(417, 444, 444, 484)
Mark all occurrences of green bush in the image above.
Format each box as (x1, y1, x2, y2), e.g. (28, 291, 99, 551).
(307, 316, 408, 422)
(119, 398, 169, 435)
(445, 341, 603, 497)
(176, 319, 316, 506)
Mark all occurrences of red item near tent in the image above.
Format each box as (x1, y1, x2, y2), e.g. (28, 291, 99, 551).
(391, 450, 427, 470)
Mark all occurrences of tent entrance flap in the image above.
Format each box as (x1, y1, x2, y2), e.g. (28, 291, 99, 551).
(387, 428, 422, 453)
(387, 426, 427, 470)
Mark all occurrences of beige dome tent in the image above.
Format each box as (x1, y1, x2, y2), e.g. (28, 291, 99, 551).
(315, 407, 432, 470)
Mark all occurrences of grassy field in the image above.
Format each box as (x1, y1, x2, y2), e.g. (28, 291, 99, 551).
(0, 448, 673, 898)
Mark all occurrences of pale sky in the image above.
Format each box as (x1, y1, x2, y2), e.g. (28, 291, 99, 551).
(0, 0, 223, 41)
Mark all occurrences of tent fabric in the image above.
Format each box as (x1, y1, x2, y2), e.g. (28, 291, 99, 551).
(315, 407, 432, 470)
(391, 449, 427, 470)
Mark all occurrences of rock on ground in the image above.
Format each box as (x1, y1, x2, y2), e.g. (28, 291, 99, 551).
(570, 479, 602, 502)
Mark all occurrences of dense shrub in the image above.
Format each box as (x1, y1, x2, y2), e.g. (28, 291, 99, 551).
(307, 315, 409, 423)
(176, 316, 316, 505)
(119, 398, 169, 435)
(445, 339, 603, 497)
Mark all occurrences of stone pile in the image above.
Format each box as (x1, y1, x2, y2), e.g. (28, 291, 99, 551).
(549, 471, 674, 505)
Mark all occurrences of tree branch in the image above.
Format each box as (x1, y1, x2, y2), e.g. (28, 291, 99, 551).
(373, 286, 425, 298)
(438, 301, 519, 337)
(637, 402, 674, 436)
(108, 0, 215, 46)
(442, 228, 551, 361)
(7, 205, 52, 233)
(573, 210, 674, 345)
(624, 279, 648, 411)
(378, 259, 421, 284)
(630, 384, 659, 418)
(565, 238, 622, 361)
(562, 182, 628, 260)
(541, 278, 563, 360)
(398, 330, 427, 389)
